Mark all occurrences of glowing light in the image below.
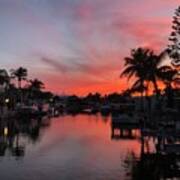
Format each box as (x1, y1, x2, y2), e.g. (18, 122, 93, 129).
(4, 127, 8, 136)
(5, 98, 9, 103)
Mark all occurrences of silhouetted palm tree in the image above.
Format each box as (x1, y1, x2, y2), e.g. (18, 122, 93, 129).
(120, 48, 152, 111)
(158, 66, 178, 87)
(26, 79, 45, 101)
(121, 48, 172, 96)
(130, 79, 147, 95)
(144, 51, 167, 95)
(120, 48, 150, 97)
(10, 67, 27, 104)
(159, 66, 178, 107)
(10, 67, 28, 89)
(28, 78, 44, 91)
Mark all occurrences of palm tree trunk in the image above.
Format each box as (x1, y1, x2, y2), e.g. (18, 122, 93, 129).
(152, 78, 159, 95)
(18, 80, 23, 105)
(145, 81, 152, 120)
(18, 80, 21, 89)
(140, 80, 144, 111)
(152, 78, 162, 113)
(166, 84, 174, 108)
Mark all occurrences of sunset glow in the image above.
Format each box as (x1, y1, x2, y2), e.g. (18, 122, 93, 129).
(0, 0, 179, 95)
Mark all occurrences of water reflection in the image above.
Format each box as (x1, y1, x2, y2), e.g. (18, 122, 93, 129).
(0, 116, 50, 159)
(111, 123, 140, 140)
(0, 114, 178, 180)
(125, 142, 180, 180)
(111, 115, 180, 180)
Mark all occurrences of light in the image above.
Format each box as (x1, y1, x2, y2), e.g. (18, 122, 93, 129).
(5, 98, 9, 103)
(4, 127, 8, 136)
(49, 98, 53, 102)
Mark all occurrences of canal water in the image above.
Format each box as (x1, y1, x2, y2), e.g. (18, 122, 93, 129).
(0, 114, 144, 180)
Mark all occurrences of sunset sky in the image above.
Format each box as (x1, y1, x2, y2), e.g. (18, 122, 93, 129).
(0, 0, 179, 95)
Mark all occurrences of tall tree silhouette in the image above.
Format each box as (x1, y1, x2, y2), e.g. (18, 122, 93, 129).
(168, 6, 180, 71)
(120, 48, 150, 97)
(121, 48, 171, 96)
(11, 67, 27, 104)
(27, 78, 44, 100)
(159, 66, 179, 107)
(145, 51, 168, 95)
(28, 78, 44, 91)
(11, 67, 28, 89)
(158, 66, 178, 88)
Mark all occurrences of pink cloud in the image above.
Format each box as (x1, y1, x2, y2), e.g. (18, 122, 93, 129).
(112, 17, 171, 51)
